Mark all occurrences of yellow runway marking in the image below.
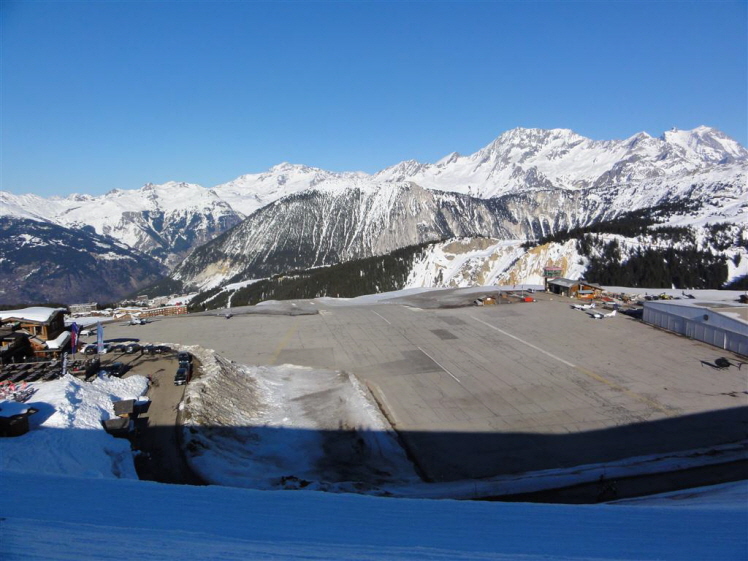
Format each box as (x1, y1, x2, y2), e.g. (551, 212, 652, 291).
(574, 365, 675, 417)
(471, 315, 675, 417)
(270, 319, 300, 365)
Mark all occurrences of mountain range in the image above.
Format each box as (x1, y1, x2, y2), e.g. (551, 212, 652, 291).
(1, 126, 746, 302)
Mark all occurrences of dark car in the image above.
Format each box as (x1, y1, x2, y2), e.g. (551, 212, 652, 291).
(101, 362, 127, 377)
(174, 367, 190, 386)
(83, 343, 109, 355)
(177, 351, 192, 364)
(110, 343, 127, 353)
(124, 343, 141, 354)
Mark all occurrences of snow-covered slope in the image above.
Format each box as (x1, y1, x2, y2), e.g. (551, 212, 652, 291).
(375, 126, 748, 200)
(403, 238, 587, 289)
(0, 373, 148, 478)
(1, 182, 242, 267)
(3, 126, 745, 294)
(0, 216, 166, 305)
(3, 469, 747, 561)
(167, 127, 746, 289)
(211, 162, 369, 216)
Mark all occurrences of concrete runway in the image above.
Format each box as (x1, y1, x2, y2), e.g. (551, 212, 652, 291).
(105, 290, 748, 483)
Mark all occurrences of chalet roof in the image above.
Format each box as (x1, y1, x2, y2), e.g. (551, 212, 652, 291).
(46, 331, 71, 350)
(0, 307, 65, 325)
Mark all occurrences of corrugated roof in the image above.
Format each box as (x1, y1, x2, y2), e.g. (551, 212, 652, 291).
(547, 278, 577, 288)
(644, 300, 748, 326)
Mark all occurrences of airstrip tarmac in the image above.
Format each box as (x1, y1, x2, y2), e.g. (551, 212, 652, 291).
(104, 289, 747, 484)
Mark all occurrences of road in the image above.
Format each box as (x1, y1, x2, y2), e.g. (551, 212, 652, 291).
(97, 348, 204, 484)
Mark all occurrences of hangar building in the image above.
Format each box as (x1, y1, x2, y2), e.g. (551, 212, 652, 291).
(643, 300, 748, 356)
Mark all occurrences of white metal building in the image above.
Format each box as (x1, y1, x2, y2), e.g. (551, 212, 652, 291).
(642, 300, 748, 356)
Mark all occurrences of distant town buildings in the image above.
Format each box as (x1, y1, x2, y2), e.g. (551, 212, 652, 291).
(69, 302, 98, 315)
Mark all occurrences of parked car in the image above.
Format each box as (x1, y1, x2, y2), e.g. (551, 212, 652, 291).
(177, 351, 192, 364)
(101, 362, 127, 377)
(124, 343, 141, 354)
(83, 344, 109, 355)
(174, 367, 190, 386)
(143, 344, 171, 355)
(109, 343, 127, 353)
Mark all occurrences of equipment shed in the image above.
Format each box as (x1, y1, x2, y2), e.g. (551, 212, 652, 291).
(643, 300, 748, 356)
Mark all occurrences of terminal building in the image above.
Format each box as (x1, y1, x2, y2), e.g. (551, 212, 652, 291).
(642, 300, 748, 356)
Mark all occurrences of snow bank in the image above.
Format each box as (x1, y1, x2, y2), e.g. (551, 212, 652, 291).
(181, 346, 419, 492)
(2, 469, 747, 561)
(614, 480, 748, 509)
(0, 374, 148, 478)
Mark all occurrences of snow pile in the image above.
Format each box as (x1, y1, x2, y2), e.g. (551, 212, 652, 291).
(181, 346, 419, 492)
(0, 374, 148, 478)
(2, 470, 746, 561)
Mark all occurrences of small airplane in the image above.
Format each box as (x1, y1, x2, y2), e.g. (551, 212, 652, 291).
(571, 302, 596, 310)
(588, 309, 617, 319)
(127, 314, 150, 325)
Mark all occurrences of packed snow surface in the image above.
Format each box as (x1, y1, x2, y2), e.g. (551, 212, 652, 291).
(1, 470, 746, 560)
(0, 373, 148, 478)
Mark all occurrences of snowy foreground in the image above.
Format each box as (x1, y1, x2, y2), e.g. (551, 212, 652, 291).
(0, 374, 148, 478)
(2, 470, 747, 561)
(1, 368, 746, 561)
(1, 315, 747, 559)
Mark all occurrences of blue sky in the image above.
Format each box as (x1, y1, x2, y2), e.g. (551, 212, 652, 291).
(2, 1, 746, 196)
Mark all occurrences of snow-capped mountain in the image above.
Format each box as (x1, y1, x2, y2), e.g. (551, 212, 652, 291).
(171, 182, 612, 290)
(375, 126, 748, 199)
(1, 182, 243, 267)
(210, 163, 370, 216)
(0, 217, 165, 305)
(2, 126, 746, 296)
